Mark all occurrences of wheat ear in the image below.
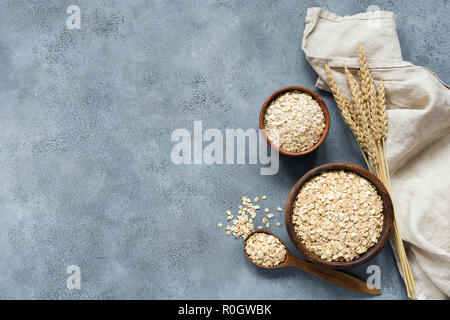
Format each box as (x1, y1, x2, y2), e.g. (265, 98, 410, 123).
(325, 64, 370, 167)
(359, 44, 381, 141)
(325, 65, 356, 131)
(377, 79, 388, 141)
(344, 69, 369, 145)
(344, 67, 377, 167)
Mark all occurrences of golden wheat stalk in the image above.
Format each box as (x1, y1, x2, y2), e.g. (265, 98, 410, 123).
(344, 67, 377, 167)
(325, 65, 370, 167)
(372, 79, 416, 298)
(325, 45, 416, 299)
(377, 79, 388, 141)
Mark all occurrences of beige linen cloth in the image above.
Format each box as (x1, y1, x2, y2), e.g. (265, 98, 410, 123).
(301, 7, 450, 299)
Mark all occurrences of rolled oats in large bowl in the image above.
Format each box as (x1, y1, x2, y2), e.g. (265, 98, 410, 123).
(263, 90, 326, 153)
(292, 170, 384, 262)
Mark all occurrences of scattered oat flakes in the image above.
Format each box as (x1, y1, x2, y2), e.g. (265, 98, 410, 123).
(277, 207, 282, 212)
(266, 223, 270, 228)
(218, 223, 223, 228)
(276, 222, 281, 227)
(245, 233, 287, 267)
(221, 194, 284, 239)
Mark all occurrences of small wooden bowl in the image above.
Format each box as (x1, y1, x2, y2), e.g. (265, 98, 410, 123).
(285, 163, 394, 269)
(259, 86, 330, 156)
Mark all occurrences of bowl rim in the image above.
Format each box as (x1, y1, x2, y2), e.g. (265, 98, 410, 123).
(284, 162, 394, 269)
(259, 86, 330, 156)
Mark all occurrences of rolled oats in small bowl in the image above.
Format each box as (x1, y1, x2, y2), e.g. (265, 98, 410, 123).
(285, 163, 393, 268)
(260, 87, 330, 156)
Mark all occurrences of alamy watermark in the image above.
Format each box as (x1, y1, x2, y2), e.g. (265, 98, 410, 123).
(66, 265, 81, 290)
(171, 121, 279, 175)
(66, 5, 81, 30)
(366, 264, 381, 290)
(366, 5, 382, 30)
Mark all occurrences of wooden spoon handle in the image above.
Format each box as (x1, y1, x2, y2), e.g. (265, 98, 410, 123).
(286, 255, 381, 295)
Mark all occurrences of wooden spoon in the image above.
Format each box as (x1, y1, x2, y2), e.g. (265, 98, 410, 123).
(244, 230, 381, 295)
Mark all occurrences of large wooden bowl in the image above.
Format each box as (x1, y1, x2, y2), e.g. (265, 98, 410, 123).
(259, 86, 330, 156)
(285, 163, 394, 269)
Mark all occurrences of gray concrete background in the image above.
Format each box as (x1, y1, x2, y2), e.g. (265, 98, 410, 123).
(0, 0, 448, 299)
